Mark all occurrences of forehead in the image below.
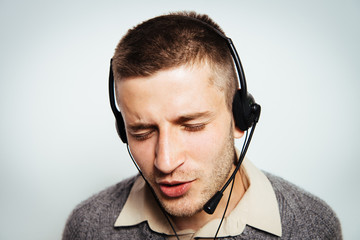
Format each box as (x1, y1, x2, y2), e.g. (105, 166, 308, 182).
(116, 65, 226, 121)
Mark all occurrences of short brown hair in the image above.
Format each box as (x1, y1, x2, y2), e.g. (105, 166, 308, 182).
(112, 11, 238, 109)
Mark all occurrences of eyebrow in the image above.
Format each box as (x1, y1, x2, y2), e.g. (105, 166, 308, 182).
(173, 111, 215, 125)
(127, 123, 157, 132)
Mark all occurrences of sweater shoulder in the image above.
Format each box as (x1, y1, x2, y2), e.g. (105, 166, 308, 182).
(264, 172, 342, 239)
(75, 175, 137, 210)
(62, 175, 138, 240)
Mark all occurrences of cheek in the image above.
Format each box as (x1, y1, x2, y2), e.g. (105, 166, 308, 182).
(184, 124, 229, 165)
(128, 139, 157, 174)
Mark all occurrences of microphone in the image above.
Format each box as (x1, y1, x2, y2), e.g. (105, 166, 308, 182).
(203, 121, 257, 215)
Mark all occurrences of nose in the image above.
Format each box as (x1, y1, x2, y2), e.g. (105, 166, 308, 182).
(154, 128, 184, 174)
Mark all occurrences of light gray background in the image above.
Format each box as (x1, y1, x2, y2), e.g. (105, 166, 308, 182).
(1, 0, 359, 239)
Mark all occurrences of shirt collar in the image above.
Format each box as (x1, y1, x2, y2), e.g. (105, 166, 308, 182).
(114, 158, 282, 238)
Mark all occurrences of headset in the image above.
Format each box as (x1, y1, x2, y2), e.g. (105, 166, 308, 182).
(108, 16, 261, 238)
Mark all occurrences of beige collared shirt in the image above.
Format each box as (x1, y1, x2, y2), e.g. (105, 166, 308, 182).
(114, 158, 282, 239)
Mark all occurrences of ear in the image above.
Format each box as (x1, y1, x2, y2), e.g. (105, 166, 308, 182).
(232, 116, 244, 139)
(234, 126, 244, 139)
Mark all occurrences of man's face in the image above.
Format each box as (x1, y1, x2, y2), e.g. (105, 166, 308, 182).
(117, 64, 242, 217)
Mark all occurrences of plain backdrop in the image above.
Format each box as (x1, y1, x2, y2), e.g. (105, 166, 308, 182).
(1, 0, 359, 239)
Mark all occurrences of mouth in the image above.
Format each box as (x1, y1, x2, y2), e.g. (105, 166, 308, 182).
(158, 180, 194, 198)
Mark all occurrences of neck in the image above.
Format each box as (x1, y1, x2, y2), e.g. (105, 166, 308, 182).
(170, 165, 246, 231)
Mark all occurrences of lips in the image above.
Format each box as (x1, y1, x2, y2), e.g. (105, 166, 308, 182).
(158, 181, 193, 198)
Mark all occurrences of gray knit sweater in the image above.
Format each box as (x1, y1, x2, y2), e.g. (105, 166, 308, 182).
(62, 173, 342, 239)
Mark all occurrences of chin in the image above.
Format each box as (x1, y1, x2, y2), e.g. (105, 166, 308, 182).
(160, 196, 204, 217)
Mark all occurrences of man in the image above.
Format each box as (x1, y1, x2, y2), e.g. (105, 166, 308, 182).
(63, 11, 342, 239)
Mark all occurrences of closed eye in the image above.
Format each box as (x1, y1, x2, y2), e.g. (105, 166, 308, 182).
(130, 130, 155, 141)
(183, 124, 206, 132)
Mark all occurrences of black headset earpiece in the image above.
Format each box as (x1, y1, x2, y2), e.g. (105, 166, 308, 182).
(108, 19, 261, 144)
(108, 59, 128, 144)
(232, 90, 261, 131)
(115, 113, 127, 144)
